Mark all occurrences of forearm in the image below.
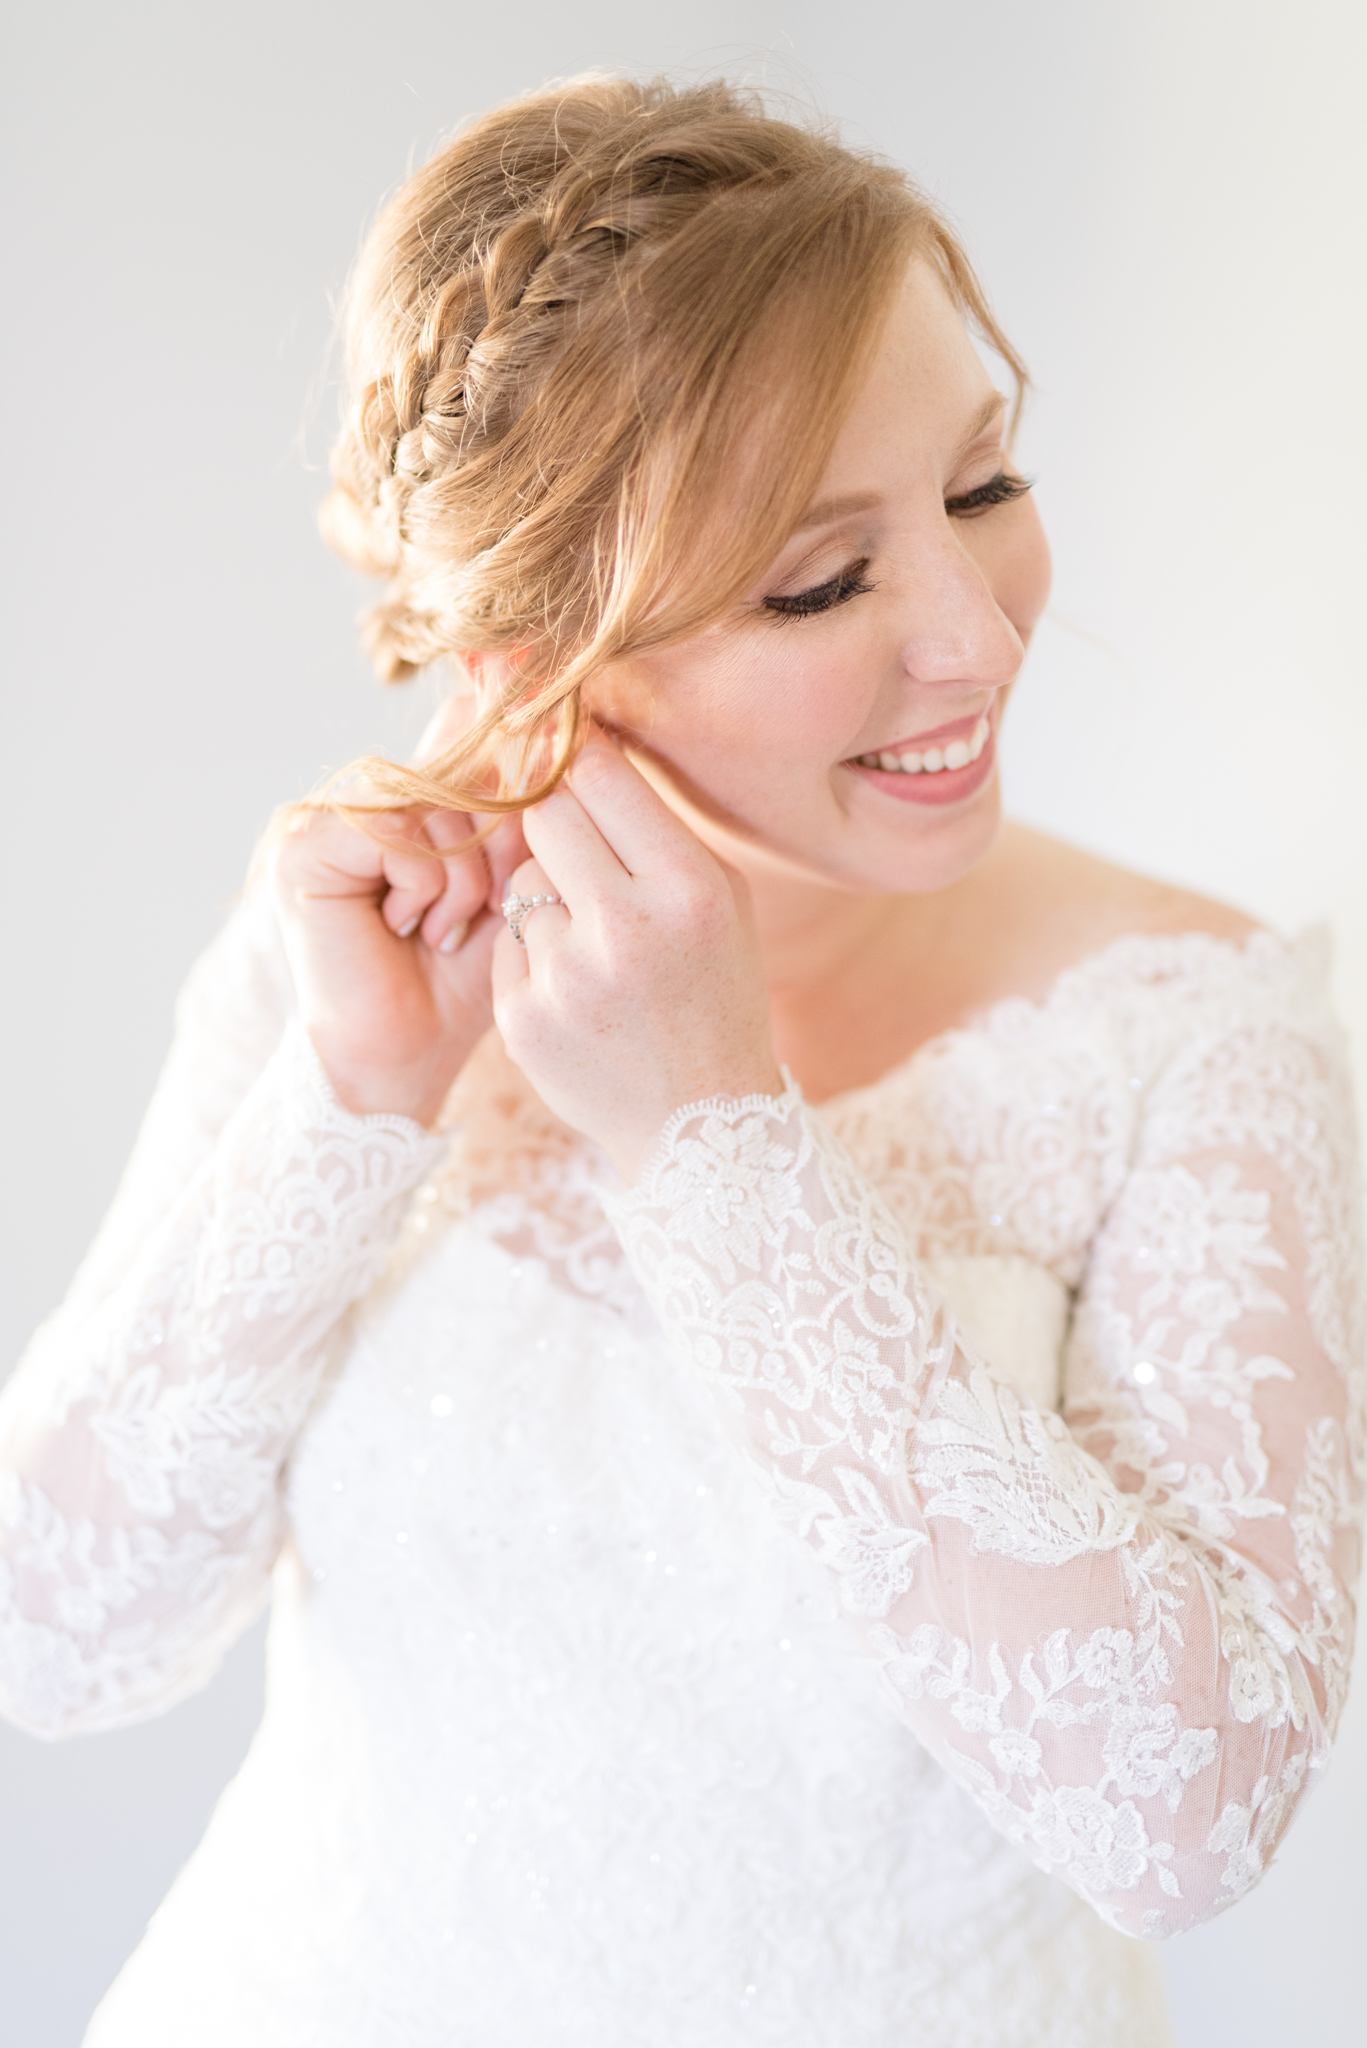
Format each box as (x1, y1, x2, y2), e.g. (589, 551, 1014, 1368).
(0, 1023, 444, 1734)
(608, 1080, 1362, 1936)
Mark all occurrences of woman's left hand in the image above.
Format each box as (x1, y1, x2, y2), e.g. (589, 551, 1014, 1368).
(492, 742, 782, 1181)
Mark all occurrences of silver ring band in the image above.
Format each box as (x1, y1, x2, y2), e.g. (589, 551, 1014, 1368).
(501, 891, 564, 945)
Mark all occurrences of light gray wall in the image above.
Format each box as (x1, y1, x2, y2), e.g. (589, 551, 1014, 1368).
(2, 2, 1363, 2041)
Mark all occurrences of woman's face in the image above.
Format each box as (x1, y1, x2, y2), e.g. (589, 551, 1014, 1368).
(590, 257, 1052, 897)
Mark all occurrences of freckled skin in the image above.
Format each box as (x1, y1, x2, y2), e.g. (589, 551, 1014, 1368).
(575, 259, 1254, 1111)
(279, 258, 1255, 1144)
(589, 258, 1052, 900)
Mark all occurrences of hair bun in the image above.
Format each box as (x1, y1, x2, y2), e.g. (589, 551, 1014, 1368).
(317, 483, 400, 581)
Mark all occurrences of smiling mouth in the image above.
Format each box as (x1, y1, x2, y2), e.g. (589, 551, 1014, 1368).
(850, 713, 991, 776)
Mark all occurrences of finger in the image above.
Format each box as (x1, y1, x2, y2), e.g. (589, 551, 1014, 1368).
(378, 833, 453, 938)
(275, 808, 443, 940)
(505, 856, 556, 901)
(490, 917, 530, 1011)
(483, 811, 531, 913)
(417, 807, 488, 954)
(502, 858, 572, 952)
(563, 741, 709, 881)
(377, 807, 492, 940)
(521, 780, 632, 916)
(273, 805, 392, 898)
(430, 899, 502, 992)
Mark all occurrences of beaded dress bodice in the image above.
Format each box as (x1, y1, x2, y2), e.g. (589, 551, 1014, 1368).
(0, 891, 1360, 2047)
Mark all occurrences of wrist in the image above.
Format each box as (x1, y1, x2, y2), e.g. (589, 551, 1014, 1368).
(607, 1063, 787, 1185)
(304, 1029, 470, 1129)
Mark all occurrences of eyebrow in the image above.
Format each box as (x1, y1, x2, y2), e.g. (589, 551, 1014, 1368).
(791, 392, 1009, 534)
(791, 490, 882, 533)
(958, 390, 1008, 454)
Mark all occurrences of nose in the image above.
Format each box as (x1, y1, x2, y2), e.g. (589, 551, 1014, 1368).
(896, 531, 1024, 693)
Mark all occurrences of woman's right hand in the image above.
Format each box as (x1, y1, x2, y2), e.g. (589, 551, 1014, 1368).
(270, 700, 527, 1127)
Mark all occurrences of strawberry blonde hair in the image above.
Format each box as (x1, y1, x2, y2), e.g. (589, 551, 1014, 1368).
(322, 75, 1025, 815)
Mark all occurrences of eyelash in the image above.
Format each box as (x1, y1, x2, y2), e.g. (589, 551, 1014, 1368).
(763, 559, 875, 622)
(944, 469, 1033, 518)
(762, 472, 1033, 621)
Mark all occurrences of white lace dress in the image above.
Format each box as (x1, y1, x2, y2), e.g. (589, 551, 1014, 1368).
(0, 891, 1361, 2047)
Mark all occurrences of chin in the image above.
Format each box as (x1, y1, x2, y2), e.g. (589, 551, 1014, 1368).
(827, 778, 1004, 896)
(729, 792, 1001, 899)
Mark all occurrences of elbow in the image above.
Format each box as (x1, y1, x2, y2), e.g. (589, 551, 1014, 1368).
(1092, 1863, 1244, 1943)
(0, 1648, 211, 1741)
(1097, 1747, 1321, 1942)
(0, 1588, 176, 1739)
(0, 1697, 89, 1742)
(0, 1565, 269, 1739)
(1110, 1884, 1237, 1943)
(0, 1625, 119, 1740)
(0, 1576, 90, 1735)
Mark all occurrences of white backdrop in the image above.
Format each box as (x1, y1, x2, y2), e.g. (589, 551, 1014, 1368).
(2, 3, 1363, 2041)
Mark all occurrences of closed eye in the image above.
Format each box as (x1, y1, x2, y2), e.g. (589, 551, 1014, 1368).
(763, 558, 875, 621)
(945, 470, 1033, 517)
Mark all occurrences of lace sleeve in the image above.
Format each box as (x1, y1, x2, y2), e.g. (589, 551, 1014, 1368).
(605, 1000, 1364, 1938)
(0, 893, 445, 1737)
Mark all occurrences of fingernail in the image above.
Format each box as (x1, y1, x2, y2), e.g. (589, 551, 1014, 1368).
(438, 919, 468, 955)
(397, 915, 420, 939)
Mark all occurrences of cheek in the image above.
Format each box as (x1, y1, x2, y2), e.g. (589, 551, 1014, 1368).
(634, 636, 869, 777)
(962, 502, 1052, 644)
(994, 505, 1052, 639)
(723, 641, 876, 779)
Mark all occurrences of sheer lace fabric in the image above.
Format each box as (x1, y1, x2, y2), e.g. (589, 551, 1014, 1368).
(0, 894, 1359, 2044)
(610, 932, 1363, 1938)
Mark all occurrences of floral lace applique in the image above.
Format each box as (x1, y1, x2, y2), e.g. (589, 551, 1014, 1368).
(0, 897, 1359, 1977)
(0, 1021, 442, 1734)
(608, 935, 1364, 1936)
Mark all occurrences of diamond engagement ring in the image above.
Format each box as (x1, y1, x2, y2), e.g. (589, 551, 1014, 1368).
(501, 892, 565, 945)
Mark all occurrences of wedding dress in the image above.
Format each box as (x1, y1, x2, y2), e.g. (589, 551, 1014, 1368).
(0, 886, 1360, 2046)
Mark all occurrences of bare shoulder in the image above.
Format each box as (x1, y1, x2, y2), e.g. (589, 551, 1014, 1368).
(1005, 823, 1260, 941)
(971, 824, 1265, 1006)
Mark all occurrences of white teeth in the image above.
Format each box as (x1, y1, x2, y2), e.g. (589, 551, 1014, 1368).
(855, 717, 991, 775)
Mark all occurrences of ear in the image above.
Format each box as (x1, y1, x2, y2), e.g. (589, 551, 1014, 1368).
(412, 650, 527, 767)
(459, 648, 527, 700)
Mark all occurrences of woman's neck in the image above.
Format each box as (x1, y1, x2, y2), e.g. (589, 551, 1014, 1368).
(737, 860, 968, 1101)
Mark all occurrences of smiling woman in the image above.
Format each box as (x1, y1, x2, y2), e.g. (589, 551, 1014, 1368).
(0, 72, 1362, 2048)
(317, 78, 1025, 824)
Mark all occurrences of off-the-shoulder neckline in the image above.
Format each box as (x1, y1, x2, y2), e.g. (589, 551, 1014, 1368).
(812, 923, 1320, 1116)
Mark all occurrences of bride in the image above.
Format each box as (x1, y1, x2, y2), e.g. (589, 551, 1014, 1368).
(2, 75, 1360, 2048)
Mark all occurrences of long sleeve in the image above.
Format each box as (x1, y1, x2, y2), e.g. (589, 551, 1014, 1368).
(606, 952, 1364, 1938)
(0, 890, 445, 1736)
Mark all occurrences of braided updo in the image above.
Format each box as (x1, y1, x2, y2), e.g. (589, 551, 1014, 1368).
(322, 75, 1024, 814)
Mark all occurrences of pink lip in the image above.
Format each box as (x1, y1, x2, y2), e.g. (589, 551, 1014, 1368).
(845, 718, 997, 807)
(865, 711, 984, 756)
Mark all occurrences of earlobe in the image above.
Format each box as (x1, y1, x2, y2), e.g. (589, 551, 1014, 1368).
(456, 649, 509, 700)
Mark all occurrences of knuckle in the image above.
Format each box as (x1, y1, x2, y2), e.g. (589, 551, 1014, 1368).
(508, 859, 547, 897)
(541, 946, 581, 1008)
(669, 872, 723, 934)
(446, 862, 486, 915)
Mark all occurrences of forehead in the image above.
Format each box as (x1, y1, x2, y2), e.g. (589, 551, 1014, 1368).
(820, 257, 1002, 482)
